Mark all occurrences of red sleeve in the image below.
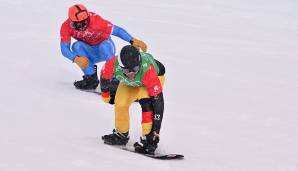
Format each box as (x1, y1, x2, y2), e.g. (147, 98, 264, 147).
(93, 13, 113, 36)
(60, 20, 71, 42)
(142, 65, 163, 96)
(100, 56, 116, 79)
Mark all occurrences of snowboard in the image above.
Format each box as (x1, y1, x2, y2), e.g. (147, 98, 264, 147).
(78, 89, 101, 95)
(105, 143, 184, 160)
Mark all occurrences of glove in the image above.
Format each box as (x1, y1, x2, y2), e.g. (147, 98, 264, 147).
(130, 38, 147, 52)
(101, 91, 111, 103)
(74, 56, 89, 69)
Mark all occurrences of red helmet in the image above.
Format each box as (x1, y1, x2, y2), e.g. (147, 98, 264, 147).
(68, 4, 89, 22)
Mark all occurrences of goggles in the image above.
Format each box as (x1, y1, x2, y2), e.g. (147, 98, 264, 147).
(121, 65, 140, 74)
(71, 18, 89, 31)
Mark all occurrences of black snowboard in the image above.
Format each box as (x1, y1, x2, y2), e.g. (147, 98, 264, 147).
(123, 147, 184, 160)
(105, 143, 184, 160)
(78, 89, 101, 95)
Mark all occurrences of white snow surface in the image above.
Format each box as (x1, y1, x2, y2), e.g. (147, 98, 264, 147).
(0, 0, 298, 170)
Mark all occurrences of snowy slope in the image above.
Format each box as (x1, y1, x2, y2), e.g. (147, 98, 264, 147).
(1, 0, 298, 170)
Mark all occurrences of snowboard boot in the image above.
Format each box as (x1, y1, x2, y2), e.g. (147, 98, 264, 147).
(102, 129, 129, 145)
(74, 65, 99, 90)
(134, 132, 159, 154)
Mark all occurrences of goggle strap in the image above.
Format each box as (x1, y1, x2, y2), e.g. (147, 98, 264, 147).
(118, 55, 125, 68)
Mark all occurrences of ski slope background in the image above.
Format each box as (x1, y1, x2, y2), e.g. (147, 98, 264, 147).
(1, 0, 298, 170)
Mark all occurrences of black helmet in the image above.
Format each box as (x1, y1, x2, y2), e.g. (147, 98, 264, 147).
(118, 45, 141, 73)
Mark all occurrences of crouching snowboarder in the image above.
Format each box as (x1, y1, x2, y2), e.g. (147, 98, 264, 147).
(60, 4, 147, 90)
(100, 45, 166, 154)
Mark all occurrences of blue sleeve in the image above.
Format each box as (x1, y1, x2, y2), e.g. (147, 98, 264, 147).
(111, 25, 133, 42)
(60, 42, 76, 61)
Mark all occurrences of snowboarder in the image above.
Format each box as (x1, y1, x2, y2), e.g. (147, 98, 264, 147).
(100, 45, 166, 154)
(60, 4, 147, 90)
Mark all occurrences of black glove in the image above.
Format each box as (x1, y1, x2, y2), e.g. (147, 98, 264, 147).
(100, 77, 119, 105)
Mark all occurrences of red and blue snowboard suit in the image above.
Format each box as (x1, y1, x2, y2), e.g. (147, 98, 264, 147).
(60, 12, 133, 75)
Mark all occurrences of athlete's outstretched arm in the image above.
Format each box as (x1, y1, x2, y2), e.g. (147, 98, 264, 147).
(111, 25, 147, 52)
(111, 25, 133, 42)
